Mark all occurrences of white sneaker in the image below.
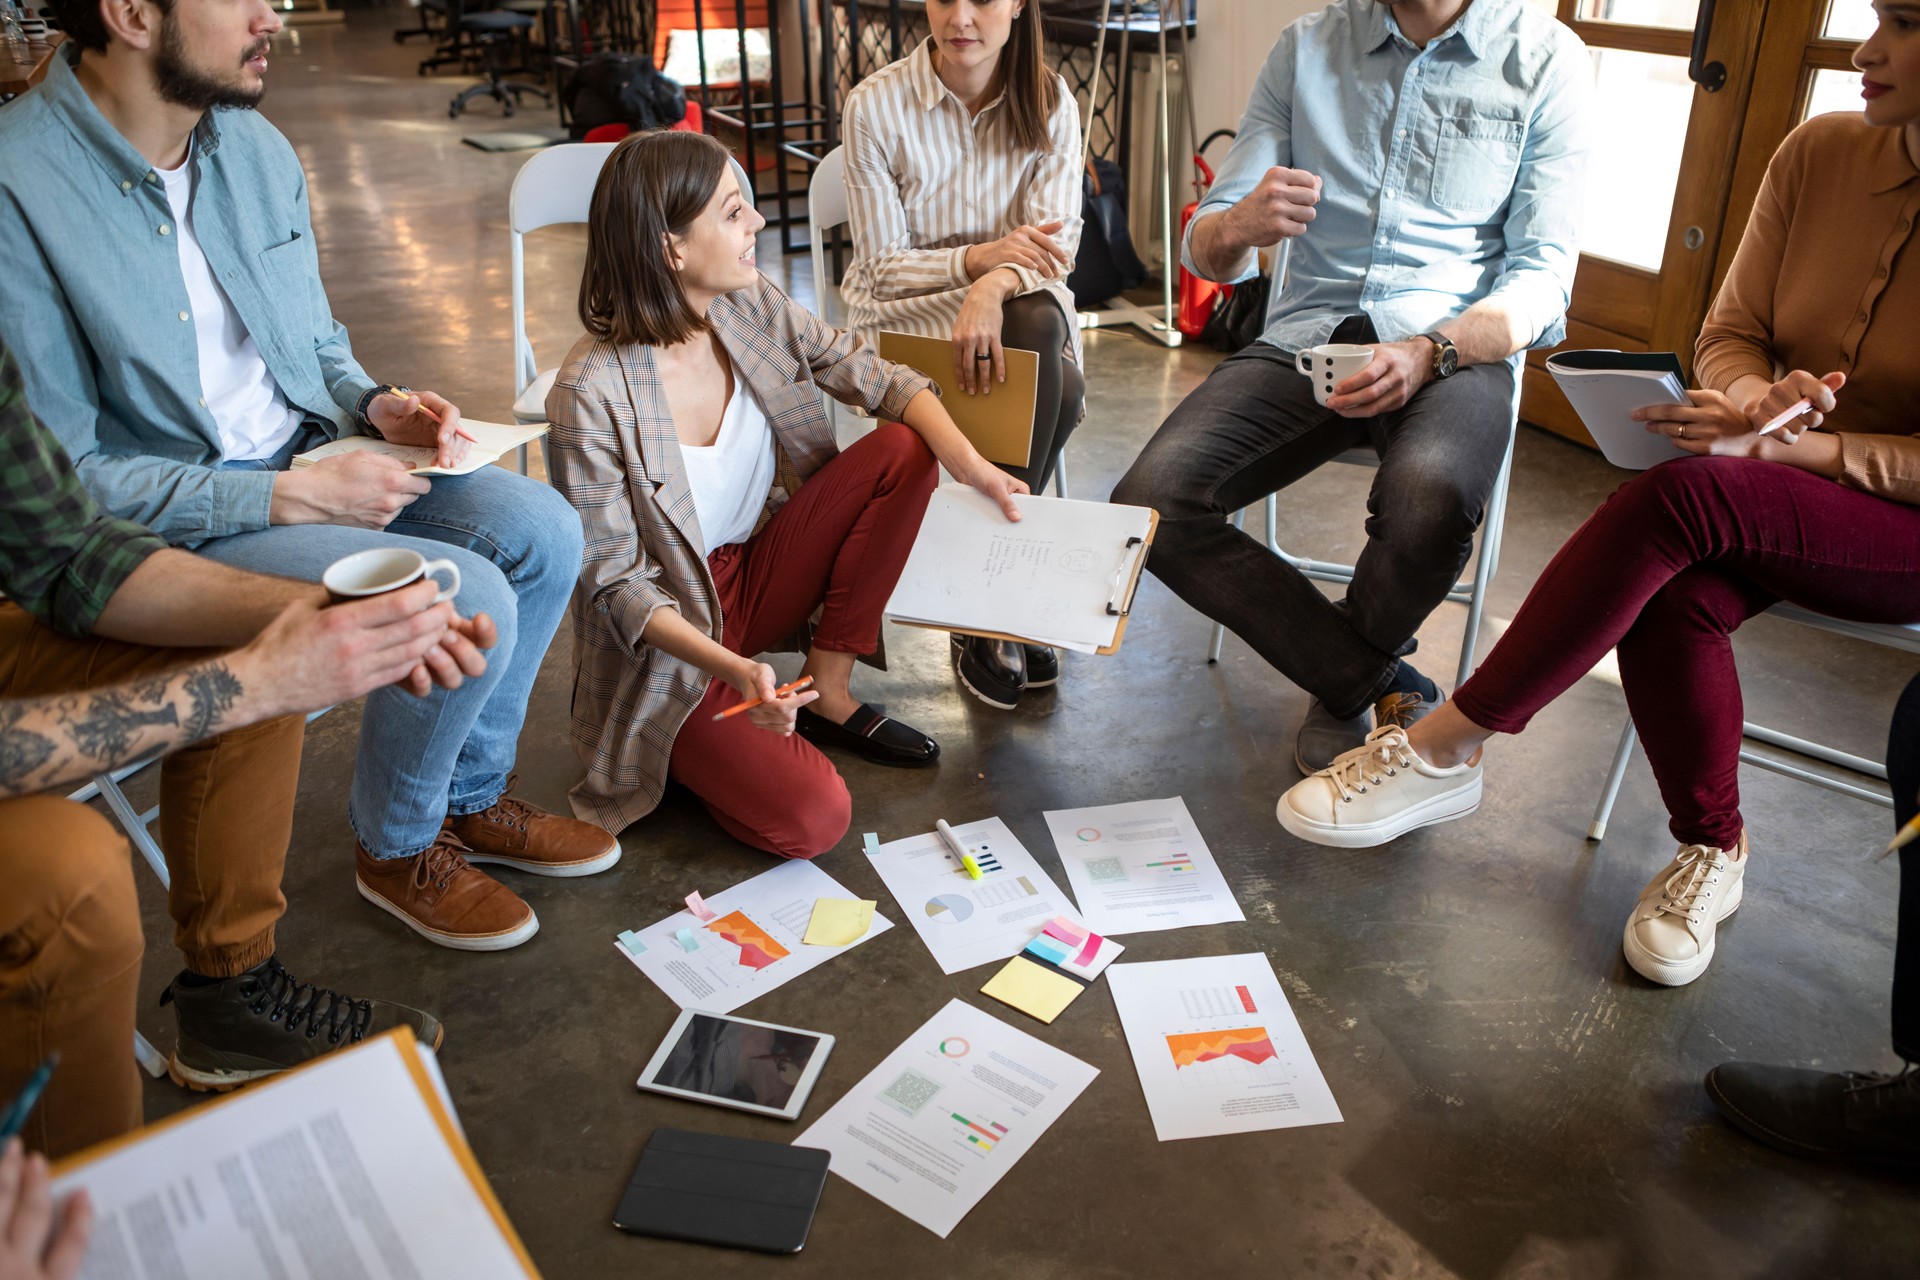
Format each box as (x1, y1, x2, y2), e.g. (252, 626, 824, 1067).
(1276, 725, 1482, 848)
(1621, 835, 1748, 986)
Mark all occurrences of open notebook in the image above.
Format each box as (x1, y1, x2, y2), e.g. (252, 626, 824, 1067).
(53, 1028, 538, 1279)
(1544, 350, 1691, 470)
(293, 419, 550, 477)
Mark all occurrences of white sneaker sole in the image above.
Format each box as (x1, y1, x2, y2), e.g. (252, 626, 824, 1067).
(356, 878, 541, 952)
(1621, 879, 1744, 986)
(953, 651, 1022, 711)
(1275, 773, 1483, 849)
(465, 841, 622, 878)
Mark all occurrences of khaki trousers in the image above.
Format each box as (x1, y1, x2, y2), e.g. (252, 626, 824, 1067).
(0, 605, 301, 1157)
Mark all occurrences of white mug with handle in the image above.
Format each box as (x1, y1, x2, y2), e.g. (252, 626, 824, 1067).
(1295, 343, 1375, 407)
(322, 548, 461, 606)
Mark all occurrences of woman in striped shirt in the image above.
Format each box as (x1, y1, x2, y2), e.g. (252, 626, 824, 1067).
(840, 0, 1084, 710)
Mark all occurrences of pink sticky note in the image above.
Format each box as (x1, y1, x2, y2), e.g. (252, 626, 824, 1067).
(685, 891, 716, 921)
(1043, 917, 1086, 945)
(1072, 930, 1104, 969)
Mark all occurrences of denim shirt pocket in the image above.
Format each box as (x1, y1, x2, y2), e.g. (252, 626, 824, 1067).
(1430, 111, 1526, 219)
(258, 231, 308, 275)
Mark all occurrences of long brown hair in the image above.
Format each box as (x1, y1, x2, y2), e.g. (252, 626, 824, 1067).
(578, 130, 732, 348)
(999, 0, 1060, 154)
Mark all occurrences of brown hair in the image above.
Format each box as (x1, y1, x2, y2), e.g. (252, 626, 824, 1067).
(579, 129, 733, 348)
(1000, 0, 1060, 155)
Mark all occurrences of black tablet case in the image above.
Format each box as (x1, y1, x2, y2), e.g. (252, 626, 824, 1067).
(613, 1129, 830, 1254)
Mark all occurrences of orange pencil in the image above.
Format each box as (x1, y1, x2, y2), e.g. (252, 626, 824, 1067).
(384, 388, 479, 442)
(711, 676, 815, 721)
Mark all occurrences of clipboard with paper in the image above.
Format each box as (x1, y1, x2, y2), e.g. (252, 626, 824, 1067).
(885, 487, 1158, 655)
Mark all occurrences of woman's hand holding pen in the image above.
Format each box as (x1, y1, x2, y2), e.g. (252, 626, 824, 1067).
(723, 659, 818, 735)
(1633, 370, 1845, 457)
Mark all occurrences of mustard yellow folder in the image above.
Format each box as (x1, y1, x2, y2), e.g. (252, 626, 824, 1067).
(878, 330, 1039, 469)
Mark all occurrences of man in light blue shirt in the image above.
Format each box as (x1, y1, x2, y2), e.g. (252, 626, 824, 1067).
(0, 0, 618, 956)
(1113, 0, 1588, 776)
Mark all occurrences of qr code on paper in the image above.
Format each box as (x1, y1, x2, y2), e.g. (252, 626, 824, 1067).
(1084, 857, 1127, 883)
(879, 1067, 942, 1117)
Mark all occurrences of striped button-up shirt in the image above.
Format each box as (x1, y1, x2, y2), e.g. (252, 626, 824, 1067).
(840, 38, 1084, 363)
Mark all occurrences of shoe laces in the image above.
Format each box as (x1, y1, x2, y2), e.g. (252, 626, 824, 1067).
(475, 773, 532, 834)
(1655, 845, 1729, 925)
(1324, 727, 1416, 804)
(1374, 691, 1428, 732)
(243, 957, 374, 1045)
(414, 833, 475, 892)
(1845, 1062, 1918, 1109)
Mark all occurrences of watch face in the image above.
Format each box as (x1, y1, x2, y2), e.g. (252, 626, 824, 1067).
(1438, 347, 1459, 377)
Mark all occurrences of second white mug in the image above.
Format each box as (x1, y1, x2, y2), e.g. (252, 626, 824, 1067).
(322, 548, 461, 606)
(1295, 343, 1375, 407)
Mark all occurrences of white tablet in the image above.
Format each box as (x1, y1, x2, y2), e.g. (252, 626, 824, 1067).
(637, 1010, 835, 1121)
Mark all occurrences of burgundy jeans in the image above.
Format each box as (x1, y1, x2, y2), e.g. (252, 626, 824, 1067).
(1453, 457, 1920, 848)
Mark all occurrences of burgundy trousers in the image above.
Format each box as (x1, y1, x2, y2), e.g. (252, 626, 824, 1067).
(1453, 457, 1920, 848)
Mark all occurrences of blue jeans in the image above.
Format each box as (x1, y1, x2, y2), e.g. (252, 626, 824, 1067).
(207, 438, 583, 858)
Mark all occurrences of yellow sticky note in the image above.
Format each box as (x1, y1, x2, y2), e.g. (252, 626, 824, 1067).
(802, 898, 876, 947)
(980, 956, 1084, 1024)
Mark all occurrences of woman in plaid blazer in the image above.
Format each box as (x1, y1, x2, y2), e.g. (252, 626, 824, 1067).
(546, 131, 1026, 858)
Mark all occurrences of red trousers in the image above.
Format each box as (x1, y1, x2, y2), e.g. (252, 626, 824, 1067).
(1454, 457, 1920, 848)
(668, 423, 937, 858)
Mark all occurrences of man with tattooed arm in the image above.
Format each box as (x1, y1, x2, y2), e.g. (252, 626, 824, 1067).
(0, 340, 492, 1164)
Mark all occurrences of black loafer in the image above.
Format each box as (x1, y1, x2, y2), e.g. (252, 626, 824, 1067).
(1022, 644, 1060, 688)
(796, 704, 939, 768)
(952, 634, 1025, 710)
(1705, 1061, 1920, 1168)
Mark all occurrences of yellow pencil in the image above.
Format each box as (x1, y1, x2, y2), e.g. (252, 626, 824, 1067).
(1881, 814, 1920, 860)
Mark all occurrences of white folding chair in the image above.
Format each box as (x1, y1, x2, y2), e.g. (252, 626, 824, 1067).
(1205, 242, 1517, 691)
(807, 145, 1071, 496)
(508, 141, 619, 474)
(1587, 612, 1920, 840)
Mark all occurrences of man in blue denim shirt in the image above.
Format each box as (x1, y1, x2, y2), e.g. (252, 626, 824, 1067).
(1113, 0, 1589, 777)
(0, 0, 615, 952)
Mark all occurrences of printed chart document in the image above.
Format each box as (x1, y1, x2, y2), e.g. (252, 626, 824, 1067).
(292, 419, 549, 476)
(615, 860, 892, 1013)
(52, 1029, 536, 1279)
(1043, 797, 1245, 936)
(868, 817, 1081, 974)
(1107, 953, 1342, 1142)
(885, 487, 1154, 653)
(793, 999, 1097, 1237)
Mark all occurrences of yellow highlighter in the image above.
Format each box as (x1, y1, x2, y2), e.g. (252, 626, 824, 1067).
(935, 818, 983, 879)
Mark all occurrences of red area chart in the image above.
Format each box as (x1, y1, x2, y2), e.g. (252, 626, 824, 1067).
(1165, 1027, 1279, 1069)
(705, 910, 790, 970)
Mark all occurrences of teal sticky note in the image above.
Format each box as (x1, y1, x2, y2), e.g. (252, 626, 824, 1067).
(863, 832, 880, 855)
(675, 927, 700, 953)
(618, 930, 647, 955)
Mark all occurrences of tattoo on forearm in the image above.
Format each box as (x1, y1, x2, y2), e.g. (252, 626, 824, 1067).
(0, 659, 250, 801)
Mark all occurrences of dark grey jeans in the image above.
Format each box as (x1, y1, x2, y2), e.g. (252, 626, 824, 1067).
(1111, 329, 1514, 719)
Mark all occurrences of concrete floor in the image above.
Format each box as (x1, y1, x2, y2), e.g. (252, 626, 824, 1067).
(112, 13, 1920, 1278)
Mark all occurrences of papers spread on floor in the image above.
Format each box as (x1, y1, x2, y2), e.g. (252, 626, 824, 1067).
(866, 817, 1083, 974)
(1106, 953, 1342, 1142)
(793, 998, 1097, 1237)
(1043, 797, 1245, 936)
(885, 487, 1154, 653)
(292, 419, 550, 477)
(1543, 350, 1691, 471)
(979, 916, 1125, 1024)
(615, 860, 892, 1013)
(51, 1028, 535, 1278)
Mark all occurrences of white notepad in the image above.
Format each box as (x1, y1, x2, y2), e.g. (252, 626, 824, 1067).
(293, 419, 549, 476)
(885, 487, 1155, 654)
(1544, 350, 1691, 470)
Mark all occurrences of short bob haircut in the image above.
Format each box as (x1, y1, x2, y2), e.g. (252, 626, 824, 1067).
(579, 129, 736, 349)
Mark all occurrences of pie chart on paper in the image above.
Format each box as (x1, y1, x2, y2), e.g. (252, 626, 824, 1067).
(924, 894, 975, 923)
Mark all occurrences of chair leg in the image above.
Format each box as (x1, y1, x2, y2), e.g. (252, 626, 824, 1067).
(96, 774, 170, 889)
(1050, 447, 1068, 498)
(133, 1031, 168, 1079)
(1206, 508, 1246, 664)
(1589, 720, 1638, 841)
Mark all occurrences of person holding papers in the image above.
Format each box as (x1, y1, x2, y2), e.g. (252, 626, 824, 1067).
(1111, 0, 1590, 771)
(0, 0, 617, 956)
(1279, 11, 1920, 991)
(547, 130, 1024, 858)
(0, 338, 474, 1159)
(839, 0, 1084, 709)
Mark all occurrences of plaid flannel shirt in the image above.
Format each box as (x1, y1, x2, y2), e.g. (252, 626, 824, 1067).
(0, 342, 165, 636)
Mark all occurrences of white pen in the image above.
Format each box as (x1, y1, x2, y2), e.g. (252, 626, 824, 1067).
(1757, 397, 1812, 436)
(933, 818, 968, 863)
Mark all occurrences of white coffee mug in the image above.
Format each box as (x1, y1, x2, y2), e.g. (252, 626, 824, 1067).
(322, 548, 460, 606)
(1295, 343, 1375, 407)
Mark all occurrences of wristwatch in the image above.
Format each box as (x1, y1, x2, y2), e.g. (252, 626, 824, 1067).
(355, 383, 410, 430)
(1421, 332, 1459, 380)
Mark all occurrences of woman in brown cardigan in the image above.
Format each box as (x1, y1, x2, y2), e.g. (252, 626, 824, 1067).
(546, 131, 1023, 857)
(1278, 11, 1920, 986)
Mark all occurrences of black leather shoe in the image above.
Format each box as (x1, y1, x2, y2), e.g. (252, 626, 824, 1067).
(1022, 645, 1060, 688)
(952, 634, 1025, 710)
(1705, 1061, 1920, 1168)
(796, 704, 939, 767)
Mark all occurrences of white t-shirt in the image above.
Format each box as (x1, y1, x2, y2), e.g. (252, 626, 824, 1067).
(680, 382, 777, 552)
(157, 148, 304, 461)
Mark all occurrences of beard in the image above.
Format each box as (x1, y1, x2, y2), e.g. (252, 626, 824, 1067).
(154, 25, 270, 112)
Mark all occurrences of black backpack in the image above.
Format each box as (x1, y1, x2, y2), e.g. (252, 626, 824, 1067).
(564, 53, 687, 140)
(1067, 156, 1149, 309)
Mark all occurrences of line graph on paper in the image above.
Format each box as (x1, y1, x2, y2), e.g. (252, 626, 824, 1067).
(1165, 1027, 1291, 1091)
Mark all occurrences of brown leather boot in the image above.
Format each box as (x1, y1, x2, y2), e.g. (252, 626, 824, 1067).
(445, 776, 621, 878)
(355, 834, 539, 952)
